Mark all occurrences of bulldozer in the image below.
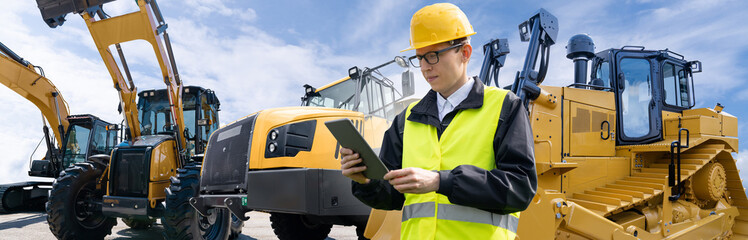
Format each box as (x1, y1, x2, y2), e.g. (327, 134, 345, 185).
(35, 0, 233, 239)
(0, 40, 119, 213)
(173, 57, 417, 239)
(360, 8, 747, 239)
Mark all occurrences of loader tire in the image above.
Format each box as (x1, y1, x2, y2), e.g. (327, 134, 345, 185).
(229, 214, 244, 239)
(46, 162, 116, 240)
(122, 217, 156, 229)
(270, 213, 332, 240)
(162, 164, 240, 240)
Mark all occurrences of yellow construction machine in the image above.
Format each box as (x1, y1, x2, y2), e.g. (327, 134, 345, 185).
(35, 0, 232, 239)
(0, 41, 119, 213)
(177, 58, 417, 239)
(362, 9, 747, 239)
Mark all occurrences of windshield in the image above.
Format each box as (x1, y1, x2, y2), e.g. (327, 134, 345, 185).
(62, 125, 91, 168)
(305, 79, 357, 110)
(138, 93, 171, 135)
(138, 91, 200, 154)
(138, 92, 198, 135)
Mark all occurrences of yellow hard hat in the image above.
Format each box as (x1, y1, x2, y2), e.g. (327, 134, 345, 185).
(402, 3, 476, 52)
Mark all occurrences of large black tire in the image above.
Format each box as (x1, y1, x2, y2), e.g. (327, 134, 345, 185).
(46, 162, 117, 240)
(122, 217, 156, 229)
(162, 164, 242, 239)
(229, 214, 244, 239)
(356, 224, 369, 240)
(269, 213, 332, 240)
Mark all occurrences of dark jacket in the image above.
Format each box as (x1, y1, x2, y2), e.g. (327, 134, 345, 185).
(352, 77, 537, 215)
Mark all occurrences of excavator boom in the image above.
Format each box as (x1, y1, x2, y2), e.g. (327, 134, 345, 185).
(0, 41, 69, 146)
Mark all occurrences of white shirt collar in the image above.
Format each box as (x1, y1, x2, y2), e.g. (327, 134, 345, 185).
(436, 78, 474, 121)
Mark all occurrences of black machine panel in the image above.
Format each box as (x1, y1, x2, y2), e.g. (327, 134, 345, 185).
(200, 115, 257, 193)
(110, 148, 151, 197)
(264, 120, 316, 158)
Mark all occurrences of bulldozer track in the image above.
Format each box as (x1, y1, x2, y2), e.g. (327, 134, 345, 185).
(566, 142, 748, 237)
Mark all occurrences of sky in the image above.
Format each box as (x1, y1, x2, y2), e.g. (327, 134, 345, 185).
(0, 0, 746, 193)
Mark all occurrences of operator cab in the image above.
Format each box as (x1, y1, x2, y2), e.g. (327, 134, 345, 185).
(30, 114, 118, 178)
(137, 86, 221, 156)
(302, 56, 416, 121)
(590, 47, 701, 145)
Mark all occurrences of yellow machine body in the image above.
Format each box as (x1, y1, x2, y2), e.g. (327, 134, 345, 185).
(365, 85, 746, 239)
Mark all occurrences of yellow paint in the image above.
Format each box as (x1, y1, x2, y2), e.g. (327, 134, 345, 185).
(0, 53, 70, 145)
(248, 107, 369, 170)
(567, 102, 616, 157)
(149, 140, 178, 182)
(315, 76, 351, 92)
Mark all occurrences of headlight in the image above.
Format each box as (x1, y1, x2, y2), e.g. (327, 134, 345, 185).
(268, 142, 277, 153)
(269, 129, 278, 140)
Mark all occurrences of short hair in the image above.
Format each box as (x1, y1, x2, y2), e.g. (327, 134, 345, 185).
(448, 37, 470, 46)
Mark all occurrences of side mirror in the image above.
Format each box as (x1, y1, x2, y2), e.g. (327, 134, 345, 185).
(394, 56, 409, 68)
(688, 60, 702, 73)
(402, 70, 415, 97)
(197, 119, 211, 126)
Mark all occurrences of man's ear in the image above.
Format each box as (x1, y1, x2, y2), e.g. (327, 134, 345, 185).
(462, 44, 473, 63)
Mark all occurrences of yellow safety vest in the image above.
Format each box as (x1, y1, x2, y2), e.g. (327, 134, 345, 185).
(401, 86, 519, 240)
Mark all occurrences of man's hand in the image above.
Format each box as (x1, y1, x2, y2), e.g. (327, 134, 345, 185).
(384, 168, 439, 194)
(340, 147, 370, 184)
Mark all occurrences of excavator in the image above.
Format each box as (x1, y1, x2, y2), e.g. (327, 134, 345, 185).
(0, 41, 119, 213)
(175, 57, 417, 240)
(35, 0, 230, 239)
(361, 9, 747, 239)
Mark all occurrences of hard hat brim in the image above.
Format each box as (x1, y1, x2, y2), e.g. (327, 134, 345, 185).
(401, 32, 476, 52)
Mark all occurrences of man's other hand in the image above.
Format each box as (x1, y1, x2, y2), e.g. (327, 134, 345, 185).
(384, 168, 439, 194)
(340, 147, 370, 184)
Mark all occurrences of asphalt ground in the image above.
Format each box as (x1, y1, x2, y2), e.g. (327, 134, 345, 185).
(0, 211, 359, 240)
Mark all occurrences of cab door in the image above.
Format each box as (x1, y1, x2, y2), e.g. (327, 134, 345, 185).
(613, 51, 663, 145)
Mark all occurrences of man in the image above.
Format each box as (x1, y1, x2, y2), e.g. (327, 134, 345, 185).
(340, 3, 537, 239)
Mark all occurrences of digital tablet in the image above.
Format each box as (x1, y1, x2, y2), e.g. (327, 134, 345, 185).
(324, 118, 389, 180)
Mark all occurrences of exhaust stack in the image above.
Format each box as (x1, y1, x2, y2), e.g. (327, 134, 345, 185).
(566, 34, 595, 88)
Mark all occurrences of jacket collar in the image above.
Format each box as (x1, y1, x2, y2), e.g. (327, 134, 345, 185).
(408, 76, 485, 124)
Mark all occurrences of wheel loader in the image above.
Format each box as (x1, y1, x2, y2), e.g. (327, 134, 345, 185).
(0, 40, 119, 213)
(361, 9, 747, 239)
(175, 57, 417, 239)
(35, 0, 236, 239)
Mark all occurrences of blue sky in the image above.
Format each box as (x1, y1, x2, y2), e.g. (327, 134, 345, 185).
(1, 0, 746, 188)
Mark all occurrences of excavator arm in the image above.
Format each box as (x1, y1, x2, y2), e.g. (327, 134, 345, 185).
(37, 0, 188, 160)
(0, 41, 69, 147)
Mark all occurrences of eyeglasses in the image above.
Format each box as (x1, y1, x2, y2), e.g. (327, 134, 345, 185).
(409, 43, 464, 68)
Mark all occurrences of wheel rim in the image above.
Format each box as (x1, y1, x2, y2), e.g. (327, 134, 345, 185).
(73, 183, 107, 229)
(198, 208, 227, 238)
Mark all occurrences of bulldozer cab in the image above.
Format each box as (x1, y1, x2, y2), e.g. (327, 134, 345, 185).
(60, 114, 118, 169)
(591, 47, 700, 145)
(137, 86, 220, 157)
(302, 57, 416, 121)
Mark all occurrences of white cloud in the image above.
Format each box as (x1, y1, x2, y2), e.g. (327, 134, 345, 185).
(179, 0, 257, 22)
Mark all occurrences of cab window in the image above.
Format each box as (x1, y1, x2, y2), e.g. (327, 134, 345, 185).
(91, 125, 109, 155)
(62, 125, 91, 168)
(663, 62, 691, 108)
(619, 58, 652, 138)
(595, 61, 611, 88)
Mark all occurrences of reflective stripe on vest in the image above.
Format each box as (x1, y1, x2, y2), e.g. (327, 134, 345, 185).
(401, 85, 515, 239)
(401, 202, 520, 232)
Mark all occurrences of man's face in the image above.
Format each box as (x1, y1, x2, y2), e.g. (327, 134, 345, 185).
(415, 42, 468, 97)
